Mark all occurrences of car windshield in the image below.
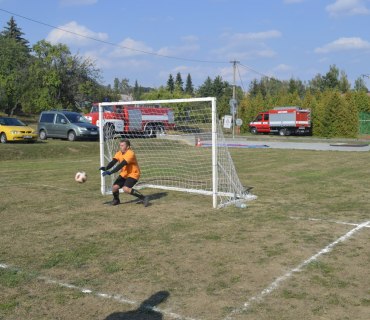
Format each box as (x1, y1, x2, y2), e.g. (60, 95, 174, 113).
(0, 117, 26, 126)
(65, 113, 90, 124)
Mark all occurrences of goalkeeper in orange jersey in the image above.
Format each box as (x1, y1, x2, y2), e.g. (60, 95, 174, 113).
(99, 139, 149, 207)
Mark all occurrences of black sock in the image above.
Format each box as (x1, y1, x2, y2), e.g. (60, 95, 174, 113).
(130, 188, 145, 200)
(113, 191, 120, 200)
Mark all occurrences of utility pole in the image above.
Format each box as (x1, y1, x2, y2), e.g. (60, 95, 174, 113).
(230, 60, 239, 139)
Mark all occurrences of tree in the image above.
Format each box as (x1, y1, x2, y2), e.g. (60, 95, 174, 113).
(323, 65, 340, 90)
(0, 37, 30, 115)
(113, 77, 120, 95)
(354, 77, 368, 92)
(338, 70, 351, 93)
(197, 76, 213, 97)
(133, 80, 142, 100)
(25, 40, 101, 112)
(1, 16, 29, 50)
(166, 74, 174, 93)
(175, 72, 183, 92)
(185, 73, 194, 95)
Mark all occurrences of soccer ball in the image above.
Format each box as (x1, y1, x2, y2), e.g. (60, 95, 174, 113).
(75, 171, 87, 183)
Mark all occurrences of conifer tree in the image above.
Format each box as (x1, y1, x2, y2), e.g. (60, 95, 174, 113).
(1, 16, 29, 49)
(175, 72, 183, 92)
(167, 74, 174, 93)
(185, 73, 194, 95)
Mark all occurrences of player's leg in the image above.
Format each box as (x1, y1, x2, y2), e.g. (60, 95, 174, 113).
(123, 178, 149, 207)
(111, 176, 126, 205)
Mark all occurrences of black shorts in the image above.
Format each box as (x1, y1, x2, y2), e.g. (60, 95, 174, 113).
(113, 176, 138, 189)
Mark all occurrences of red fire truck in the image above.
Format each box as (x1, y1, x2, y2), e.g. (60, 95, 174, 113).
(85, 103, 175, 137)
(249, 107, 311, 136)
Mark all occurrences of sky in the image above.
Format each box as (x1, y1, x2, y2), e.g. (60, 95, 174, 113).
(0, 0, 370, 90)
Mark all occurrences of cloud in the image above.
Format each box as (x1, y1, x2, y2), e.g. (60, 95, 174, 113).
(315, 37, 370, 53)
(46, 21, 108, 46)
(326, 0, 370, 16)
(214, 30, 281, 60)
(59, 0, 97, 6)
(224, 30, 282, 42)
(110, 38, 153, 57)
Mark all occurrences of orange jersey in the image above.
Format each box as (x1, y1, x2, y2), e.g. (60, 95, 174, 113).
(113, 149, 141, 180)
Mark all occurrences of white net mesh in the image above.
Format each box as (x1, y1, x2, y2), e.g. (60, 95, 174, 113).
(99, 98, 256, 208)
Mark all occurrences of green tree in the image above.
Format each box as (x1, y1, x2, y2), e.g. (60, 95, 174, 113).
(133, 80, 143, 100)
(175, 72, 183, 92)
(321, 91, 341, 137)
(185, 73, 194, 95)
(1, 16, 29, 50)
(26, 40, 101, 112)
(0, 37, 30, 115)
(338, 70, 351, 93)
(354, 77, 368, 92)
(197, 76, 213, 97)
(167, 74, 175, 93)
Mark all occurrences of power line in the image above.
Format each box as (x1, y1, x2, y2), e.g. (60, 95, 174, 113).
(0, 8, 227, 64)
(238, 62, 271, 79)
(236, 63, 247, 92)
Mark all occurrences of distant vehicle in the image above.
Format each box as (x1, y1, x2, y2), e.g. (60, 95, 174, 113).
(249, 107, 311, 136)
(0, 117, 38, 143)
(84, 103, 175, 138)
(37, 110, 99, 141)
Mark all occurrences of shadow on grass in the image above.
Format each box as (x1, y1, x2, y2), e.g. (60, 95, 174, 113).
(104, 290, 170, 320)
(103, 192, 168, 206)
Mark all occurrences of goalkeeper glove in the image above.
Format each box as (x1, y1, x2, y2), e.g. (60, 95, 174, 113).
(102, 171, 112, 177)
(99, 166, 106, 171)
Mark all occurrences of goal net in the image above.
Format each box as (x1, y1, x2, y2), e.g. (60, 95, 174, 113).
(99, 97, 256, 208)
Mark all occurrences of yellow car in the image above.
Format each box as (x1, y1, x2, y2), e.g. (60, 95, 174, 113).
(0, 117, 38, 143)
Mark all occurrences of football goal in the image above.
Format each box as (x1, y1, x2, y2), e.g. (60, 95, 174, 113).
(99, 97, 256, 208)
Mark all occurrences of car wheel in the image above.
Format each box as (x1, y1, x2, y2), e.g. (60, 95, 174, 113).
(250, 127, 257, 134)
(39, 130, 47, 140)
(68, 131, 76, 141)
(0, 133, 7, 143)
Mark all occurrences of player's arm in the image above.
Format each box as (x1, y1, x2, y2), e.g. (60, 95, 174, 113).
(99, 159, 118, 171)
(109, 160, 128, 174)
(101, 159, 128, 176)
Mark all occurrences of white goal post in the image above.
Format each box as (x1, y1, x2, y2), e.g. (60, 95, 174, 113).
(99, 97, 256, 208)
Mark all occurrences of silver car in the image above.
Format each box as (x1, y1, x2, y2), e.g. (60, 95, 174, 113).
(38, 110, 99, 141)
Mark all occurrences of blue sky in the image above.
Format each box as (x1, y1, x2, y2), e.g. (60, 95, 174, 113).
(0, 0, 370, 90)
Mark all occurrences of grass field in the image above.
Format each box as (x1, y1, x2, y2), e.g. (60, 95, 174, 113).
(0, 139, 369, 320)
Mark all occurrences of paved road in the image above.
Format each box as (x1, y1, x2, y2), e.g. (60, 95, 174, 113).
(220, 138, 370, 152)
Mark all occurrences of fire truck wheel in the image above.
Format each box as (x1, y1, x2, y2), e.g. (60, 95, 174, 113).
(155, 124, 165, 135)
(250, 127, 257, 134)
(144, 125, 155, 138)
(279, 128, 290, 136)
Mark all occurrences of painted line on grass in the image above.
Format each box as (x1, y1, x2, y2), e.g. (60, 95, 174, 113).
(290, 216, 370, 228)
(0, 262, 198, 320)
(224, 220, 370, 320)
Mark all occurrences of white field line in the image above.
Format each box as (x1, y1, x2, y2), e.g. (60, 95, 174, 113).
(290, 216, 370, 228)
(224, 220, 370, 320)
(0, 262, 198, 320)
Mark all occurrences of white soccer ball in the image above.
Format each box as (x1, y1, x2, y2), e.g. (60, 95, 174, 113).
(75, 171, 87, 183)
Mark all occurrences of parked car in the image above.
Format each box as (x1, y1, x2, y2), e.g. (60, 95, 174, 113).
(0, 117, 38, 143)
(37, 110, 99, 141)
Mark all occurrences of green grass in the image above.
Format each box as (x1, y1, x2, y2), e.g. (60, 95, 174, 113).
(0, 140, 369, 320)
